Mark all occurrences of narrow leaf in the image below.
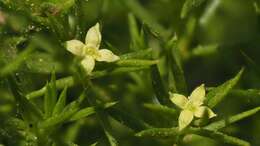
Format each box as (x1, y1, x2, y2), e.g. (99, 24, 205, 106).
(50, 71, 57, 103)
(52, 86, 68, 115)
(116, 59, 158, 67)
(44, 72, 57, 117)
(128, 13, 146, 50)
(120, 48, 152, 60)
(191, 44, 218, 57)
(39, 108, 76, 128)
(143, 103, 177, 118)
(150, 65, 170, 105)
(205, 106, 260, 130)
(104, 130, 118, 146)
(136, 128, 179, 138)
(167, 41, 187, 94)
(44, 82, 52, 117)
(206, 68, 244, 108)
(91, 66, 151, 79)
(64, 121, 84, 142)
(136, 127, 250, 146)
(208, 88, 260, 104)
(128, 13, 140, 44)
(69, 102, 118, 121)
(26, 76, 75, 99)
(39, 91, 86, 128)
(189, 128, 250, 146)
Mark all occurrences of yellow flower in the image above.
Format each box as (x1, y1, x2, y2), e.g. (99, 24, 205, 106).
(169, 84, 216, 131)
(66, 23, 119, 74)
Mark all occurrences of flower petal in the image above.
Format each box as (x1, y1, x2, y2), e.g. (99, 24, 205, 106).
(96, 49, 120, 62)
(194, 106, 217, 118)
(207, 108, 217, 118)
(66, 40, 85, 56)
(189, 84, 206, 106)
(81, 56, 95, 74)
(179, 110, 194, 131)
(169, 93, 188, 109)
(85, 23, 101, 50)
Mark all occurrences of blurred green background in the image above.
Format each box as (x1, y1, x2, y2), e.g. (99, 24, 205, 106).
(0, 0, 260, 146)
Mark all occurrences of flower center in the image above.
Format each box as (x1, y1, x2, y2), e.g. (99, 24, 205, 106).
(185, 101, 197, 112)
(83, 46, 100, 58)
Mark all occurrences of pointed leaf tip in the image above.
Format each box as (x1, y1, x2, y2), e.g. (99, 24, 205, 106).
(206, 68, 244, 108)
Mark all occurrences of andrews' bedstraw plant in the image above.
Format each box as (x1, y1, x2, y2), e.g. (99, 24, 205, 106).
(66, 23, 120, 74)
(1, 0, 260, 146)
(6, 73, 117, 145)
(169, 84, 216, 130)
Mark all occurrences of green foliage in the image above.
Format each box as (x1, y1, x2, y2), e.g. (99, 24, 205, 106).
(151, 65, 170, 105)
(206, 68, 244, 108)
(5, 73, 116, 145)
(181, 0, 206, 18)
(205, 106, 260, 130)
(120, 0, 168, 39)
(166, 39, 187, 94)
(1, 0, 260, 145)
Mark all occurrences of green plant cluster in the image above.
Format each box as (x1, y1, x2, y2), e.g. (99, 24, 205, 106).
(0, 0, 260, 146)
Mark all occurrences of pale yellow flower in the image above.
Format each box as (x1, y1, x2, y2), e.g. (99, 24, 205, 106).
(66, 23, 119, 74)
(169, 84, 216, 131)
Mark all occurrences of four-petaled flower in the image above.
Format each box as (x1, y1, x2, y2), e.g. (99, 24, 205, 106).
(66, 23, 120, 74)
(169, 84, 216, 131)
